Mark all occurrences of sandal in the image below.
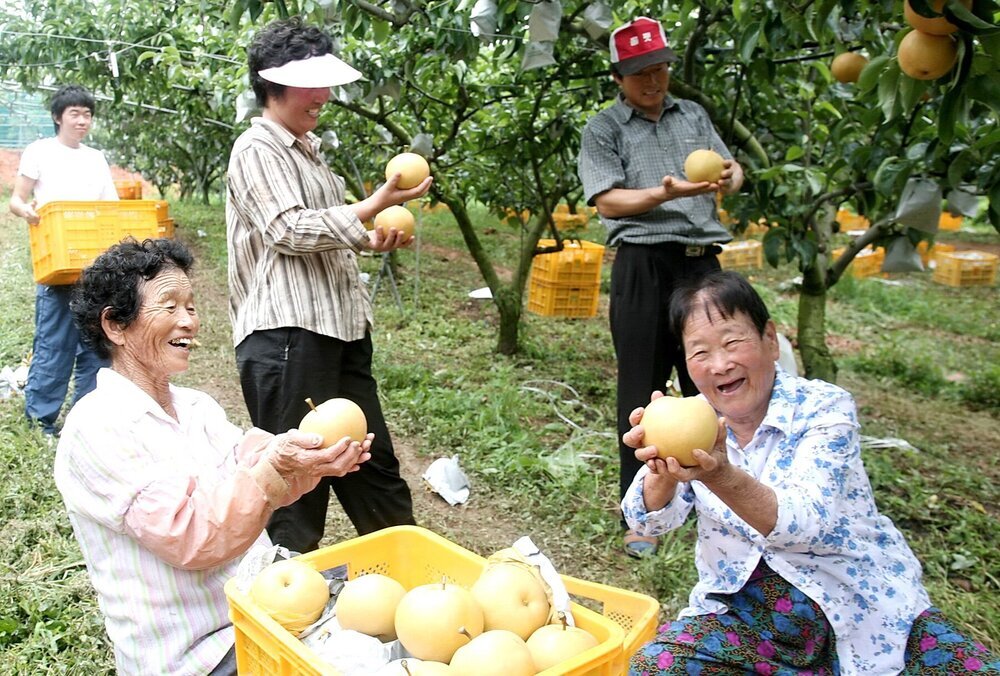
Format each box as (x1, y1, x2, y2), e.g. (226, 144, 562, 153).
(623, 530, 658, 559)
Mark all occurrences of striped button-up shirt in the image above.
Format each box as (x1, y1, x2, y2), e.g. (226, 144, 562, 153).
(54, 369, 319, 675)
(226, 117, 372, 347)
(578, 95, 734, 248)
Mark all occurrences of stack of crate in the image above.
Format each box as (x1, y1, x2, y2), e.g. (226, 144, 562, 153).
(527, 239, 604, 318)
(155, 200, 174, 238)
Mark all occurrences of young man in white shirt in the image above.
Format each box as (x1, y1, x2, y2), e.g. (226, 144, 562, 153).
(8, 84, 117, 436)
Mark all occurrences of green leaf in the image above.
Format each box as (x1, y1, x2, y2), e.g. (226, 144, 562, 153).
(938, 81, 966, 144)
(944, 1, 1000, 34)
(857, 55, 890, 94)
(763, 228, 785, 267)
(373, 19, 390, 44)
(228, 0, 247, 30)
(878, 60, 901, 120)
(739, 22, 763, 63)
(874, 156, 911, 196)
(785, 146, 805, 161)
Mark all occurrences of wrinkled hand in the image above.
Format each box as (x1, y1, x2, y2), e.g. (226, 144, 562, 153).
(265, 429, 372, 480)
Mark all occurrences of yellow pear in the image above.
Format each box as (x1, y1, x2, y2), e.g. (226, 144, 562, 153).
(831, 52, 868, 84)
(373, 205, 416, 239)
(898, 30, 958, 81)
(385, 152, 431, 190)
(683, 149, 725, 183)
(640, 396, 719, 467)
(904, 0, 971, 36)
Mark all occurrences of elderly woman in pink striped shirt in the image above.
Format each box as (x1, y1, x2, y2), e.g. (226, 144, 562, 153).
(54, 238, 370, 676)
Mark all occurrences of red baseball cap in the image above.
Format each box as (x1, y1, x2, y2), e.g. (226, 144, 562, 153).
(609, 17, 677, 75)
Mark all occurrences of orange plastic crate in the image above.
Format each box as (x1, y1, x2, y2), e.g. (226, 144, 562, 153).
(932, 251, 998, 287)
(158, 218, 175, 238)
(225, 526, 658, 676)
(718, 240, 763, 269)
(113, 179, 142, 200)
(30, 201, 162, 284)
(938, 212, 963, 231)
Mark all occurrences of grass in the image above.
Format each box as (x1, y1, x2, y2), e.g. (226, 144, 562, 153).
(1, 195, 997, 672)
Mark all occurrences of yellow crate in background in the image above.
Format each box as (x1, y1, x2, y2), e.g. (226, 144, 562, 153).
(719, 240, 763, 269)
(225, 526, 659, 676)
(551, 212, 589, 231)
(917, 241, 955, 266)
(836, 209, 870, 230)
(932, 251, 998, 287)
(531, 239, 604, 287)
(938, 212, 963, 231)
(833, 246, 885, 279)
(31, 201, 162, 285)
(113, 179, 142, 200)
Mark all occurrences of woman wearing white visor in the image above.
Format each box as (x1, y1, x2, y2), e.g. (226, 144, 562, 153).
(226, 18, 429, 557)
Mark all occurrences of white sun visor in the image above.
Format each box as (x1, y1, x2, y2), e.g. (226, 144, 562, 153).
(258, 53, 362, 88)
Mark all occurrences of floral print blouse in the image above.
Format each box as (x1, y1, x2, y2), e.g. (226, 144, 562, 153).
(622, 368, 931, 675)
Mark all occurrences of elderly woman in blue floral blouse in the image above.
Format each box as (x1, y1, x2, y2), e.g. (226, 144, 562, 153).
(622, 271, 996, 675)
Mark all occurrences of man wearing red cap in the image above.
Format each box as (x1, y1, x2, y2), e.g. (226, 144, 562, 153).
(577, 16, 744, 558)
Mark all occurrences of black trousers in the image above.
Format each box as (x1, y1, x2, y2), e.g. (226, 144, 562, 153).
(235, 328, 415, 553)
(609, 243, 722, 512)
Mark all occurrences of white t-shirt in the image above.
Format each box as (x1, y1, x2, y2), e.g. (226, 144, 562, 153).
(17, 136, 119, 206)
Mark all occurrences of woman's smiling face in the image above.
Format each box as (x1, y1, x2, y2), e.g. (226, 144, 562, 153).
(114, 267, 199, 381)
(682, 295, 779, 431)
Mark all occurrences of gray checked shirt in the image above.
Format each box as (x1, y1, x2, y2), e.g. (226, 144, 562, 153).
(226, 118, 373, 347)
(578, 95, 734, 248)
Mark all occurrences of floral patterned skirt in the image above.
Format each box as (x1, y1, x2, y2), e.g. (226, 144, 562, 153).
(629, 565, 999, 675)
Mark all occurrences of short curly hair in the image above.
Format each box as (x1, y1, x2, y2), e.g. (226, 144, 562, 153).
(71, 238, 195, 360)
(248, 17, 333, 107)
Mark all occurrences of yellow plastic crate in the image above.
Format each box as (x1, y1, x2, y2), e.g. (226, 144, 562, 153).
(158, 218, 175, 238)
(527, 279, 600, 318)
(113, 179, 142, 200)
(835, 209, 870, 230)
(938, 212, 963, 231)
(718, 240, 763, 269)
(932, 251, 998, 287)
(551, 213, 589, 231)
(225, 526, 658, 676)
(31, 201, 162, 284)
(916, 241, 955, 266)
(531, 239, 604, 287)
(833, 246, 885, 279)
